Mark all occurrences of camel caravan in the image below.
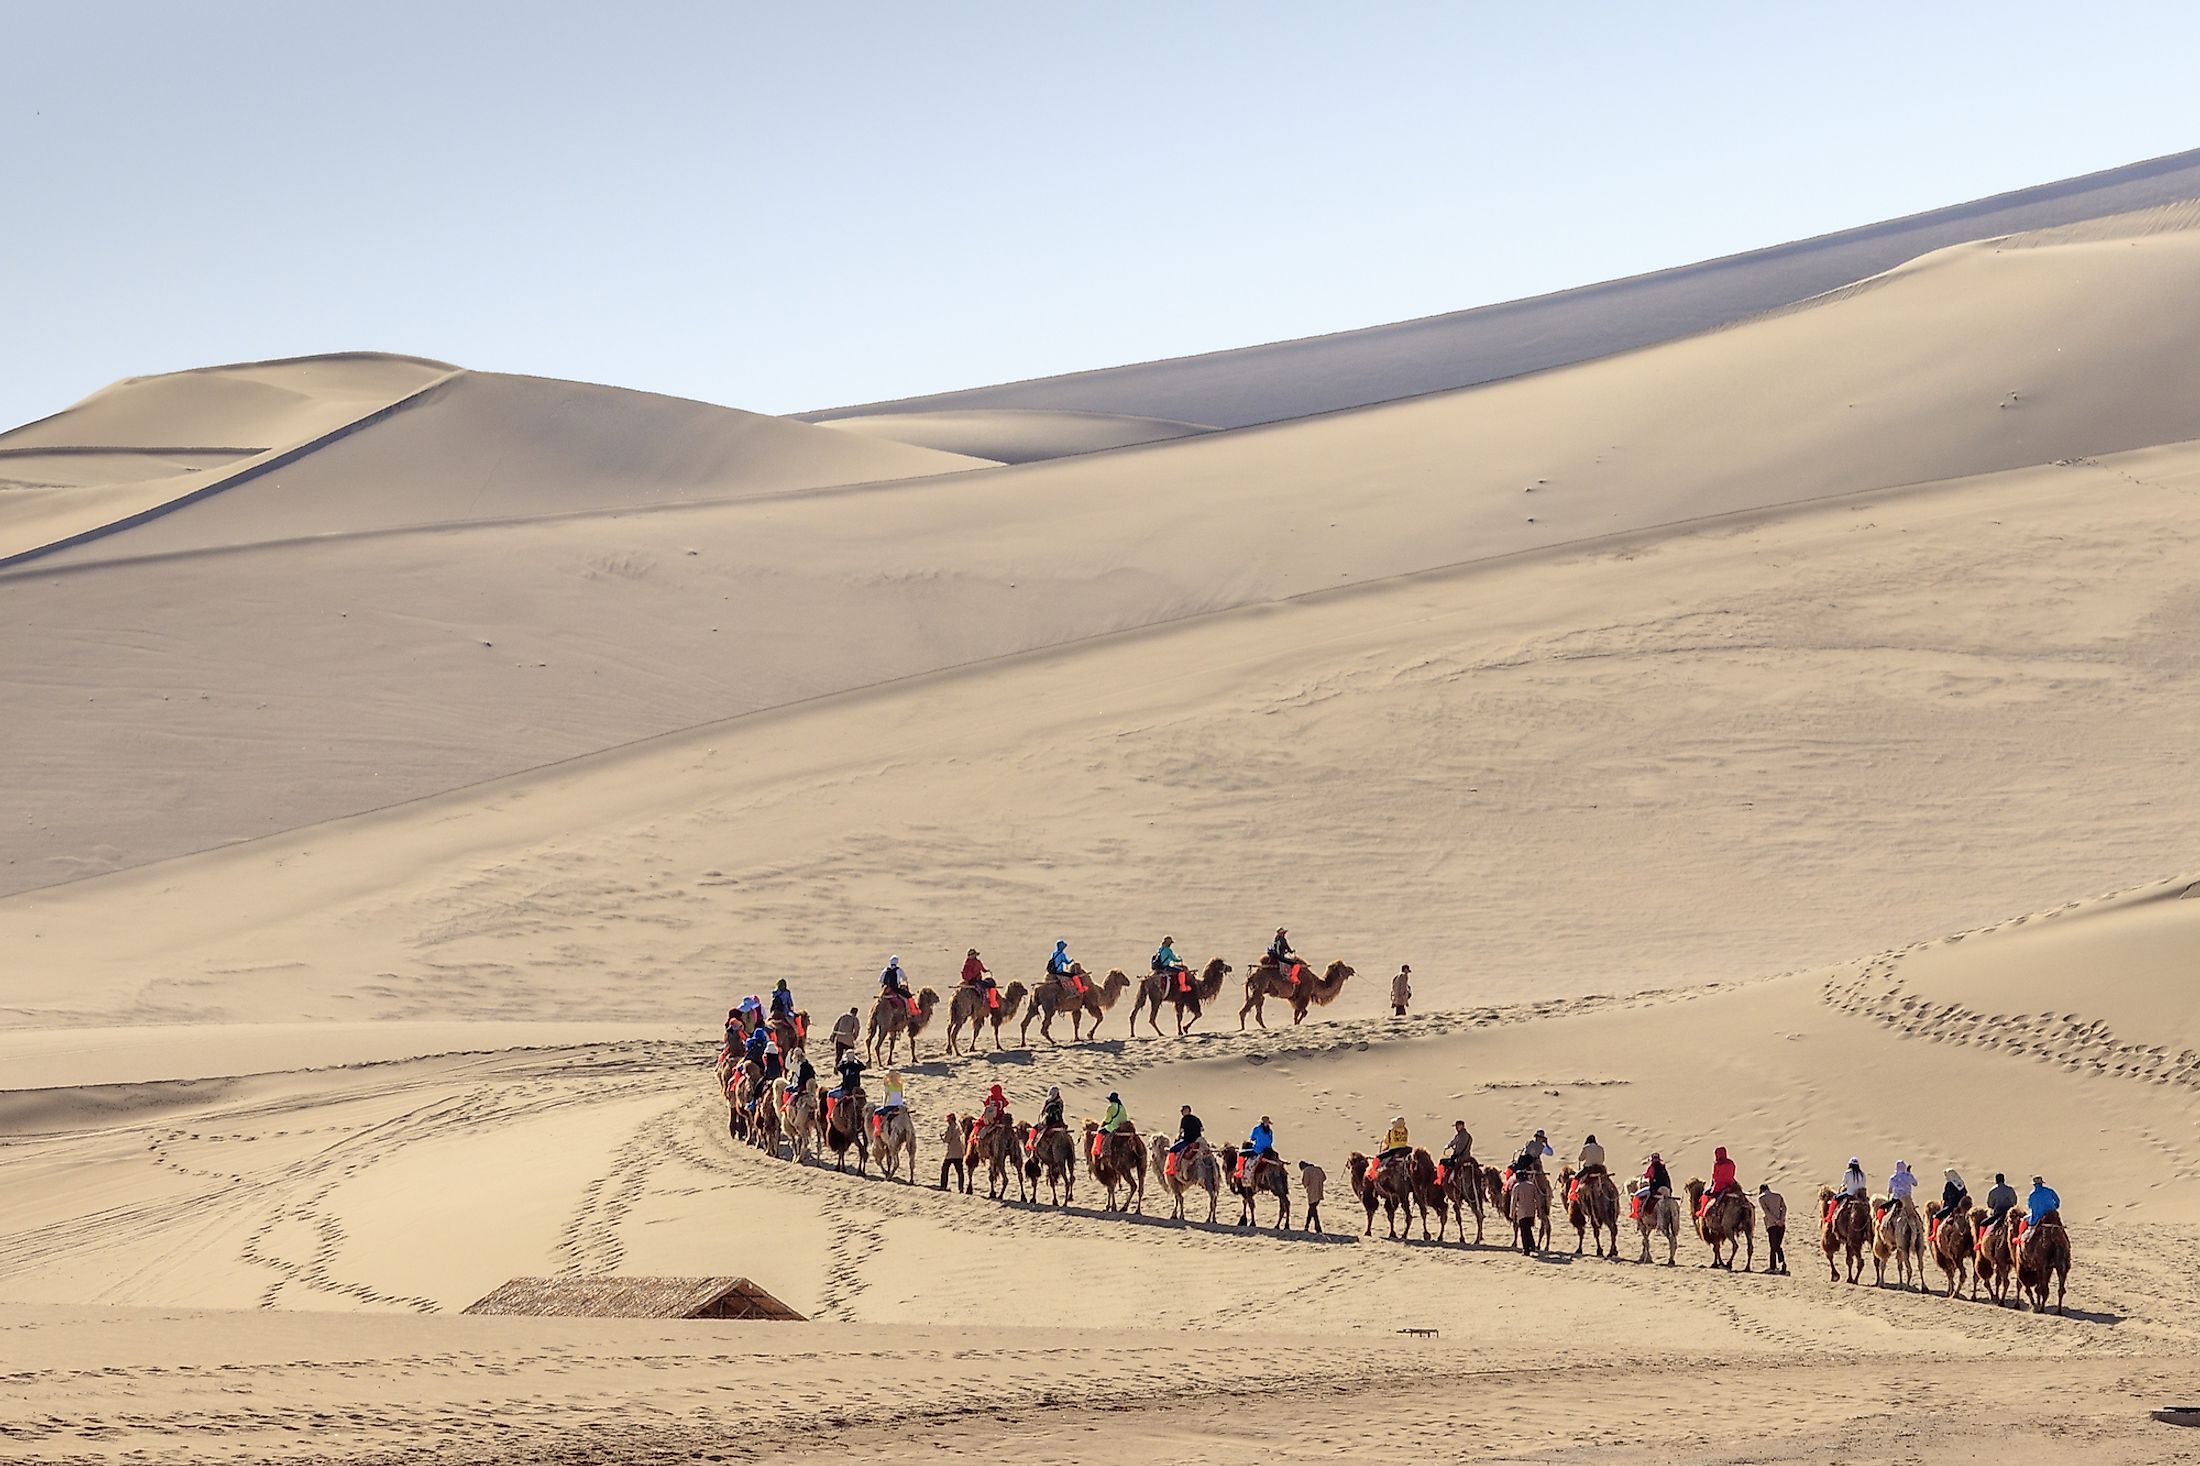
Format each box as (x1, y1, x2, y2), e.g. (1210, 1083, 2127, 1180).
(708, 950, 2078, 1317)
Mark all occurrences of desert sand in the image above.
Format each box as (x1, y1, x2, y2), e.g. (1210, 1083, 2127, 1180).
(6, 160, 2200, 1464)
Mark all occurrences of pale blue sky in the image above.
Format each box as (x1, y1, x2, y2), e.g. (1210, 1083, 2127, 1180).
(5, 3, 2197, 432)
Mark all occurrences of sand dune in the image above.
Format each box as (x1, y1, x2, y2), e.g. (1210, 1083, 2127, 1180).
(816, 407, 1216, 462)
(804, 147, 2200, 429)
(12, 206, 2200, 894)
(9, 155, 2200, 1465)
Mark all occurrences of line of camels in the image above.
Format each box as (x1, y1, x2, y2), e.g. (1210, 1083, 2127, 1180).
(859, 955, 1355, 1063)
(714, 1016, 2074, 1317)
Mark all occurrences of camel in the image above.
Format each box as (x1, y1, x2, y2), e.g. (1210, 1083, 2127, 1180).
(967, 1112, 1020, 1201)
(1160, 1137, 1222, 1223)
(1238, 959, 1354, 1030)
(1507, 1167, 1548, 1255)
(1561, 1165, 1623, 1259)
(2014, 1210, 2071, 1315)
(1022, 965, 1133, 1045)
(1685, 1179, 1757, 1273)
(1349, 1151, 1415, 1239)
(820, 1088, 870, 1175)
(1634, 1185, 1683, 1265)
(768, 1009, 810, 1061)
(1221, 1144, 1291, 1231)
(866, 988, 938, 1066)
(1082, 1121, 1147, 1213)
(870, 1103, 917, 1183)
(1975, 1208, 2019, 1306)
(781, 1081, 819, 1166)
(1436, 1153, 1486, 1245)
(1925, 1200, 1980, 1300)
(1820, 1189, 1873, 1284)
(748, 1079, 784, 1157)
(945, 981, 1028, 1055)
(1025, 1121, 1077, 1206)
(1130, 958, 1233, 1037)
(1871, 1195, 1927, 1291)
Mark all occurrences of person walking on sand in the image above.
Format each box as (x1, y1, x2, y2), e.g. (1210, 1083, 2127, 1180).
(1390, 964, 1412, 1017)
(1759, 1183, 1788, 1273)
(830, 1007, 860, 1066)
(939, 1111, 967, 1192)
(1298, 1158, 1327, 1233)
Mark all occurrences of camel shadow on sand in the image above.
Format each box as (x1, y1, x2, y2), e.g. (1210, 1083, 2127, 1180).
(984, 1194, 1363, 1243)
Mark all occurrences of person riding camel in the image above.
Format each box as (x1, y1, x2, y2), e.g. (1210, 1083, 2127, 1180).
(760, 1039, 784, 1085)
(1153, 936, 1188, 988)
(960, 948, 999, 1006)
(1519, 1130, 1553, 1173)
(768, 979, 795, 1020)
(2025, 1175, 2060, 1229)
(1940, 1167, 1968, 1219)
(1169, 1104, 1204, 1157)
(1039, 1085, 1066, 1134)
(1886, 1160, 1919, 1217)
(1703, 1145, 1739, 1213)
(1576, 1134, 1608, 1177)
(1640, 1152, 1673, 1216)
(1266, 928, 1300, 981)
(1444, 1120, 1475, 1169)
(879, 956, 914, 1014)
(785, 1051, 817, 1101)
(1247, 1116, 1277, 1161)
(879, 1068, 907, 1114)
(1101, 1092, 1129, 1134)
(827, 1056, 867, 1125)
(1983, 1172, 2019, 1233)
(1379, 1116, 1411, 1163)
(723, 1007, 744, 1054)
(738, 993, 764, 1030)
(978, 1082, 1009, 1137)
(742, 1024, 769, 1067)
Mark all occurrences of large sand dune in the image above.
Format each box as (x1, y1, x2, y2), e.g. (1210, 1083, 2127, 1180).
(8, 160, 2200, 1465)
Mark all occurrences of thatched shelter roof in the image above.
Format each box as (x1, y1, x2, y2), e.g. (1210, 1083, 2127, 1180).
(462, 1276, 804, 1321)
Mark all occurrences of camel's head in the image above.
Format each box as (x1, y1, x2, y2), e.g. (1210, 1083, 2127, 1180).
(1081, 1119, 1098, 1136)
(1926, 1201, 1941, 1218)
(916, 987, 939, 1014)
(1684, 1177, 1706, 1199)
(1817, 1186, 1837, 1204)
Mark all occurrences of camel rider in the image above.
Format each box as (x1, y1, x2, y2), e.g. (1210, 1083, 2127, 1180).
(880, 1069, 906, 1114)
(1576, 1134, 1607, 1177)
(1984, 1173, 2019, 1231)
(978, 1083, 1009, 1137)
(723, 1007, 744, 1054)
(1642, 1152, 1673, 1205)
(738, 993, 764, 1028)
(1840, 1158, 1869, 1201)
(760, 1039, 784, 1084)
(830, 1054, 867, 1101)
(1379, 1116, 1411, 1163)
(1887, 1160, 1919, 1210)
(1247, 1116, 1276, 1162)
(880, 956, 914, 1012)
(742, 1025, 769, 1067)
(786, 1051, 817, 1101)
(1153, 936, 1187, 983)
(1048, 940, 1074, 978)
(1707, 1145, 1739, 1203)
(1267, 928, 1299, 976)
(1520, 1130, 1553, 1173)
(769, 979, 794, 1020)
(1169, 1104, 1204, 1156)
(1101, 1092, 1128, 1134)
(2026, 1176, 2060, 1228)
(961, 947, 996, 993)
(1445, 1120, 1475, 1169)
(1940, 1168, 1968, 1217)
(1036, 1085, 1067, 1137)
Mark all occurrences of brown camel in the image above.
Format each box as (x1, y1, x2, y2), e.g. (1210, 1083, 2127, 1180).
(1350, 1151, 1415, 1239)
(820, 1088, 870, 1175)
(782, 1081, 818, 1166)
(1131, 958, 1234, 1037)
(1082, 1121, 1147, 1213)
(2014, 1210, 2072, 1315)
(945, 981, 1028, 1055)
(749, 1078, 783, 1156)
(1221, 1144, 1292, 1231)
(1160, 1138, 1222, 1223)
(1022, 965, 1133, 1045)
(1436, 1153, 1486, 1245)
(1025, 1121, 1077, 1206)
(1507, 1167, 1548, 1255)
(1684, 1179, 1756, 1273)
(1820, 1189, 1872, 1284)
(866, 988, 938, 1066)
(1871, 1195, 1927, 1291)
(1562, 1166, 1623, 1259)
(1634, 1185, 1683, 1265)
(768, 1010, 810, 1060)
(869, 1103, 917, 1183)
(967, 1112, 1020, 1200)
(1975, 1208, 2019, 1306)
(1925, 1200, 1980, 1300)
(1238, 959, 1355, 1030)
